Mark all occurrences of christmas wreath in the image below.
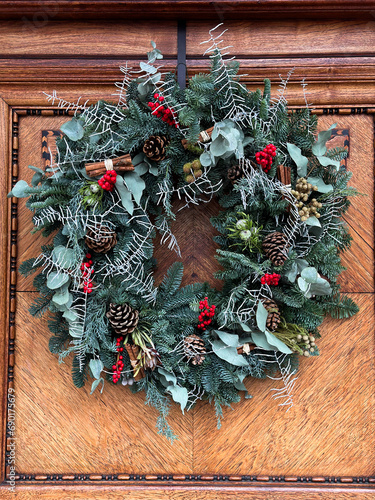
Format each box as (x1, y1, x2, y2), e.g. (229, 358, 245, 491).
(10, 27, 359, 440)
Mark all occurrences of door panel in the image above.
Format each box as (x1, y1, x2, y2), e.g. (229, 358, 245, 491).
(1, 12, 374, 500)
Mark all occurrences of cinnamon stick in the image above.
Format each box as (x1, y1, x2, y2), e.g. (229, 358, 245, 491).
(181, 126, 215, 149)
(85, 154, 135, 178)
(124, 343, 145, 381)
(277, 164, 292, 212)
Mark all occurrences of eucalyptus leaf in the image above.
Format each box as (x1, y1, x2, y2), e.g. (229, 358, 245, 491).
(264, 330, 292, 354)
(287, 143, 308, 177)
(52, 286, 71, 306)
(46, 271, 70, 290)
(316, 155, 341, 170)
(52, 245, 75, 269)
(28, 166, 44, 186)
(168, 385, 188, 413)
(310, 277, 332, 296)
(8, 180, 29, 198)
(123, 171, 146, 205)
(304, 216, 321, 227)
(60, 118, 84, 142)
(256, 301, 268, 332)
(140, 61, 157, 74)
(211, 340, 249, 367)
(158, 367, 177, 386)
(115, 176, 134, 215)
(89, 358, 104, 379)
(63, 309, 78, 322)
(200, 151, 213, 167)
(307, 176, 333, 193)
(301, 267, 318, 283)
(285, 258, 309, 283)
(251, 331, 276, 351)
(312, 124, 336, 156)
(297, 277, 310, 294)
(215, 330, 240, 348)
(240, 321, 252, 332)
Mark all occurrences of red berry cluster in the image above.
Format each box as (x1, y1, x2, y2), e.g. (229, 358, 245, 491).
(112, 336, 124, 384)
(255, 144, 277, 173)
(98, 169, 117, 192)
(148, 93, 177, 128)
(197, 297, 216, 331)
(260, 273, 281, 286)
(81, 253, 94, 294)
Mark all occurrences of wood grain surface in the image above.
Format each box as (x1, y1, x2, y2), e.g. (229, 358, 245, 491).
(8, 103, 375, 481)
(1, 9, 375, 500)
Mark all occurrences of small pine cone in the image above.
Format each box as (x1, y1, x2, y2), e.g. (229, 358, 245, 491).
(261, 298, 281, 331)
(144, 348, 161, 371)
(143, 135, 169, 161)
(106, 303, 139, 335)
(85, 225, 117, 254)
(227, 163, 246, 183)
(183, 334, 206, 366)
(262, 231, 289, 266)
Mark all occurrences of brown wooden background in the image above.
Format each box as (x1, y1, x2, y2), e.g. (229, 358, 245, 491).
(0, 2, 374, 499)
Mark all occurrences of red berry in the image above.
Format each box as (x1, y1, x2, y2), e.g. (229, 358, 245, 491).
(154, 93, 159, 99)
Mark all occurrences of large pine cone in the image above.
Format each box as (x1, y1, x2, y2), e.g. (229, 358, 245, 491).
(183, 334, 206, 366)
(261, 298, 281, 331)
(106, 303, 139, 335)
(85, 225, 117, 254)
(262, 231, 289, 266)
(143, 135, 169, 161)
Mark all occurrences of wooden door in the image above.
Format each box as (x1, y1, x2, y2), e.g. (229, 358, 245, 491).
(0, 3, 374, 499)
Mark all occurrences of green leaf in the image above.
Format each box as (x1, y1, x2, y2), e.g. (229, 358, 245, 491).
(115, 176, 134, 215)
(89, 359, 104, 379)
(256, 301, 268, 332)
(251, 331, 276, 351)
(285, 258, 309, 283)
(52, 246, 75, 269)
(168, 385, 188, 413)
(158, 367, 177, 386)
(310, 277, 332, 296)
(46, 271, 70, 290)
(63, 309, 78, 322)
(29, 166, 44, 186)
(215, 330, 240, 348)
(140, 61, 157, 74)
(312, 124, 336, 156)
(60, 118, 84, 141)
(52, 285, 71, 306)
(301, 267, 318, 283)
(90, 377, 104, 394)
(287, 143, 308, 177)
(211, 340, 248, 367)
(307, 176, 333, 193)
(200, 151, 213, 167)
(240, 321, 252, 332)
(316, 156, 340, 170)
(123, 171, 146, 205)
(264, 331, 292, 354)
(304, 216, 321, 227)
(8, 180, 29, 198)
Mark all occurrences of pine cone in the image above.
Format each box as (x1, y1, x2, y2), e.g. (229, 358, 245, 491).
(106, 303, 139, 335)
(261, 298, 281, 331)
(227, 163, 246, 183)
(183, 334, 206, 366)
(262, 231, 289, 266)
(143, 135, 169, 161)
(85, 225, 117, 254)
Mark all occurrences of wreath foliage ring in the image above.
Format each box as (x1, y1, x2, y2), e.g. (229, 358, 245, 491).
(11, 29, 359, 440)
